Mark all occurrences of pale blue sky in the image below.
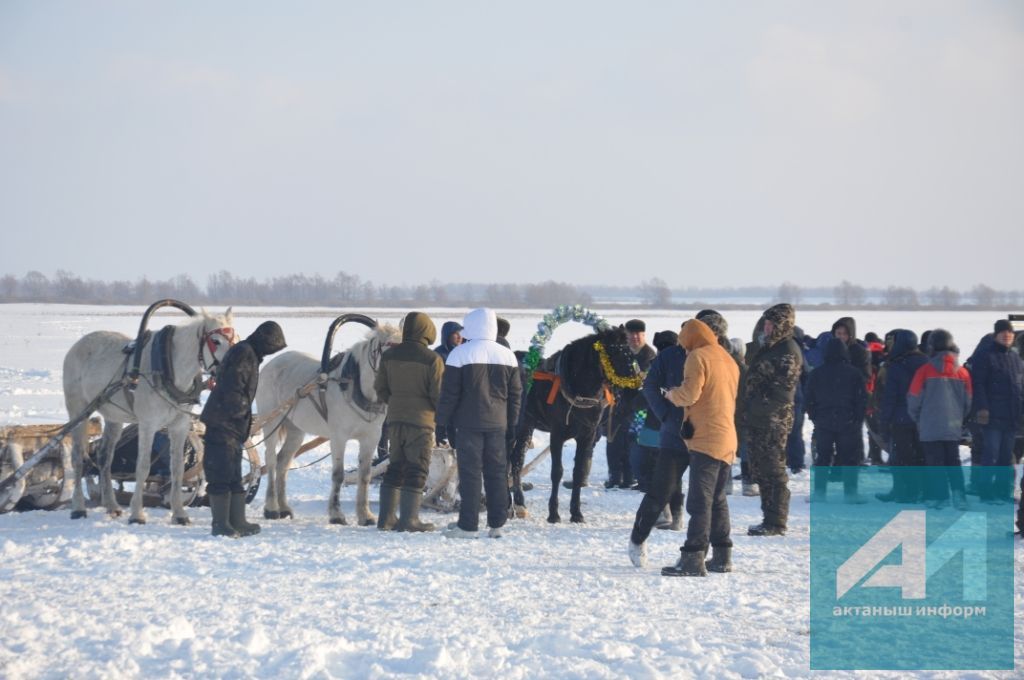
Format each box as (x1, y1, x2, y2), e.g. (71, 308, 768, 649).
(1, 2, 1021, 289)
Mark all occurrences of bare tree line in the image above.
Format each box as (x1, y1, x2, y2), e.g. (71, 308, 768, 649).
(0, 270, 1021, 310)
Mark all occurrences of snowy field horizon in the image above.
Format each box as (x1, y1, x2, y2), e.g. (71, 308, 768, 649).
(0, 304, 1020, 678)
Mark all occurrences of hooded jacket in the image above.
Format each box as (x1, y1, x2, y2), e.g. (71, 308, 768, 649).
(907, 350, 972, 441)
(880, 330, 929, 430)
(436, 308, 522, 432)
(434, 321, 463, 362)
(831, 317, 871, 382)
(374, 312, 444, 429)
(741, 304, 802, 428)
(666, 319, 740, 463)
(805, 338, 867, 432)
(201, 321, 287, 444)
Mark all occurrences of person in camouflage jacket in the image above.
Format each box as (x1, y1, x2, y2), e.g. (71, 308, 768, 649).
(740, 303, 802, 535)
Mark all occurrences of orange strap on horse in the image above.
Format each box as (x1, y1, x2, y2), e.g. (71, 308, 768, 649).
(532, 370, 561, 405)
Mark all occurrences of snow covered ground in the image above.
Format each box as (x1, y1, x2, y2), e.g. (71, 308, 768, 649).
(0, 304, 1020, 679)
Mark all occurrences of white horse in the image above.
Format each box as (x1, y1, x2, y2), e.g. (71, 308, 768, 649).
(257, 323, 400, 525)
(62, 309, 236, 524)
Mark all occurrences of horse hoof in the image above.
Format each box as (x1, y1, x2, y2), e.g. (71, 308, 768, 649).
(359, 517, 376, 527)
(128, 517, 146, 525)
(330, 517, 348, 526)
(107, 508, 123, 518)
(264, 510, 281, 520)
(279, 510, 293, 520)
(172, 516, 191, 526)
(570, 514, 585, 524)
(70, 510, 87, 520)
(547, 514, 561, 524)
(514, 506, 528, 519)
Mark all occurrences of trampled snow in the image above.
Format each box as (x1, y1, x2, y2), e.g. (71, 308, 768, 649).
(0, 304, 1020, 679)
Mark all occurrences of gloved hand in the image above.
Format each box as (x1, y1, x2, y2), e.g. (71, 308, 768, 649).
(974, 409, 990, 426)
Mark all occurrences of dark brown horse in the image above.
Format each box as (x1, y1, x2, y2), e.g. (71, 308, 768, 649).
(509, 328, 640, 523)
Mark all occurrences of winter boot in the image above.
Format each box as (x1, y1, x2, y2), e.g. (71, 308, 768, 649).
(742, 481, 760, 497)
(661, 549, 707, 577)
(209, 493, 239, 538)
(842, 467, 868, 505)
(705, 544, 733, 573)
(376, 484, 400, 531)
(395, 488, 435, 533)
(747, 522, 786, 537)
(628, 540, 647, 568)
(443, 521, 479, 539)
(229, 492, 261, 536)
(654, 504, 673, 530)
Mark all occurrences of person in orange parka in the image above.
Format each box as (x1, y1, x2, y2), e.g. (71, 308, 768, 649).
(661, 318, 741, 577)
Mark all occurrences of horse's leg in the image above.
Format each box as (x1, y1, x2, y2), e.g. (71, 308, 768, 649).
(129, 423, 157, 524)
(570, 430, 597, 524)
(69, 419, 89, 519)
(327, 437, 348, 525)
(510, 422, 532, 519)
(354, 431, 377, 526)
(548, 433, 565, 524)
(98, 421, 124, 517)
(262, 423, 281, 519)
(273, 424, 304, 519)
(167, 418, 191, 525)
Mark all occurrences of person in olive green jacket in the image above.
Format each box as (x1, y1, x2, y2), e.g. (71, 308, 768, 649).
(374, 312, 445, 532)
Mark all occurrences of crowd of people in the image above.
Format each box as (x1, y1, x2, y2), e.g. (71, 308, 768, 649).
(199, 306, 1024, 578)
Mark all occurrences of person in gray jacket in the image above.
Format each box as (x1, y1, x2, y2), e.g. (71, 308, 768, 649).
(907, 329, 972, 509)
(437, 308, 522, 538)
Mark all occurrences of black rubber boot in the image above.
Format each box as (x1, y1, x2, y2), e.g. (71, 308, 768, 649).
(747, 523, 786, 537)
(209, 493, 239, 538)
(661, 549, 707, 577)
(395, 488, 435, 533)
(229, 492, 261, 536)
(377, 484, 400, 531)
(705, 544, 733, 573)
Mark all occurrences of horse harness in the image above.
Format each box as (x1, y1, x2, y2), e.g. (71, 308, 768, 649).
(306, 343, 387, 424)
(531, 352, 614, 426)
(121, 324, 235, 411)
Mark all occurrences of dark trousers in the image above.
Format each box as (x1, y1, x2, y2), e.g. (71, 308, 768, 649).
(682, 451, 732, 553)
(203, 435, 244, 495)
(921, 440, 965, 501)
(747, 420, 792, 529)
(979, 425, 1015, 500)
(381, 423, 434, 491)
(630, 447, 689, 545)
(606, 429, 633, 485)
(455, 429, 508, 531)
(629, 441, 658, 491)
(812, 425, 862, 496)
(889, 424, 925, 502)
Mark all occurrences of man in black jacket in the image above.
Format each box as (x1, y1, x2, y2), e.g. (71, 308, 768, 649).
(200, 321, 287, 537)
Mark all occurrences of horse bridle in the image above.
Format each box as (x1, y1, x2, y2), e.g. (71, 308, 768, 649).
(199, 325, 237, 372)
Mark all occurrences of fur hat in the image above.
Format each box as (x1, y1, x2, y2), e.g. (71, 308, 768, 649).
(928, 329, 956, 353)
(695, 309, 728, 338)
(496, 317, 510, 338)
(625, 319, 646, 333)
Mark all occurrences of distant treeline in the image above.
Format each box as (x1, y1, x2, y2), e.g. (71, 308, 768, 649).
(0, 271, 1021, 310)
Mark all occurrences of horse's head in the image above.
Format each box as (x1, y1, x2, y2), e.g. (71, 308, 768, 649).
(593, 326, 644, 391)
(197, 307, 237, 371)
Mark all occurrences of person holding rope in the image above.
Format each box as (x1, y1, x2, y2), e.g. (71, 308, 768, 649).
(200, 321, 287, 538)
(373, 311, 445, 532)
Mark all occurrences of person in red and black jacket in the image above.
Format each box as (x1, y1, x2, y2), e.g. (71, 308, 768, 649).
(907, 329, 971, 510)
(863, 331, 887, 465)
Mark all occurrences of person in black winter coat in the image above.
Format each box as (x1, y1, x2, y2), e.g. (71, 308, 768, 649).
(876, 329, 928, 503)
(970, 319, 1024, 502)
(806, 338, 867, 502)
(200, 320, 287, 537)
(628, 330, 688, 566)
